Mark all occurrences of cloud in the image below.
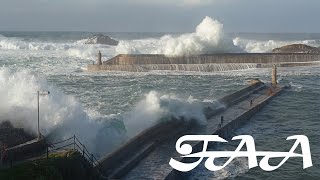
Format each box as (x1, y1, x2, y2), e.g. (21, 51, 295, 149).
(0, 0, 319, 32)
(127, 0, 215, 7)
(182, 0, 214, 6)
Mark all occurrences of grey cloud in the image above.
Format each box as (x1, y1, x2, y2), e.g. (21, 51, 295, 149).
(0, 0, 319, 32)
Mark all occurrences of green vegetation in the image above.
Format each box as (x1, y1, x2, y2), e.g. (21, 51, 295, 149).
(0, 150, 101, 180)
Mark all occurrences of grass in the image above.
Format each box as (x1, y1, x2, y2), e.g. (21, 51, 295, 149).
(0, 150, 100, 180)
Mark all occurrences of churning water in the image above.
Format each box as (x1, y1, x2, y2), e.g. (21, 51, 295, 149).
(0, 18, 319, 179)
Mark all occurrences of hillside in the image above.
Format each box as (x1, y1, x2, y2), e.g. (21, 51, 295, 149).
(272, 44, 320, 53)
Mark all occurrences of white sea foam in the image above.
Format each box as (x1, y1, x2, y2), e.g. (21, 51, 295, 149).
(212, 157, 249, 179)
(115, 38, 160, 54)
(115, 41, 142, 54)
(0, 37, 70, 51)
(68, 46, 100, 60)
(0, 35, 115, 61)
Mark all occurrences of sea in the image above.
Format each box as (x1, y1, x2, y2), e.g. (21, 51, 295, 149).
(0, 29, 319, 179)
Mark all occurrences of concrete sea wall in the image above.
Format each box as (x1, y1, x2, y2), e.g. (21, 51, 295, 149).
(88, 63, 260, 72)
(2, 138, 47, 164)
(87, 53, 320, 72)
(165, 85, 284, 180)
(97, 81, 267, 178)
(97, 120, 184, 178)
(104, 53, 320, 65)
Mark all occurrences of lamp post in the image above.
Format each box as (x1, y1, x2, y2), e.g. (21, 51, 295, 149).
(37, 90, 50, 139)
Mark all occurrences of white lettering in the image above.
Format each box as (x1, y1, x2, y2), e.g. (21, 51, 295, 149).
(169, 135, 312, 172)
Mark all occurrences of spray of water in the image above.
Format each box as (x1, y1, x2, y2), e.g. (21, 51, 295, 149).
(0, 68, 127, 156)
(123, 91, 207, 136)
(0, 68, 211, 156)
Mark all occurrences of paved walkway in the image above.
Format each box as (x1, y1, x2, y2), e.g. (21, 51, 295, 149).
(124, 85, 283, 180)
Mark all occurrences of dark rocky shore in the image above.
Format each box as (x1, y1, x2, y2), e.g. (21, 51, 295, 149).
(0, 121, 34, 148)
(85, 34, 119, 46)
(272, 44, 320, 53)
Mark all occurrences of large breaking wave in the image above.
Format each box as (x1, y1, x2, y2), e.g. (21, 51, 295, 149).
(123, 91, 207, 136)
(0, 68, 128, 156)
(1, 16, 320, 60)
(115, 16, 320, 55)
(0, 68, 210, 156)
(116, 16, 241, 56)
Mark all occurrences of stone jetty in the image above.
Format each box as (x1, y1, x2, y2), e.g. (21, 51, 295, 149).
(88, 53, 320, 72)
(95, 66, 286, 179)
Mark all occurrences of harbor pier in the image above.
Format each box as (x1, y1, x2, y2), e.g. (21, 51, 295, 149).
(2, 63, 289, 179)
(88, 53, 320, 72)
(94, 65, 286, 179)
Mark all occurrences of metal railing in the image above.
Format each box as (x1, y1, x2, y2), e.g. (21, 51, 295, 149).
(47, 135, 103, 171)
(0, 135, 103, 175)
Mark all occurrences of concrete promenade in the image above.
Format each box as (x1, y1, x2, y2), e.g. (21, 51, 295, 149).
(165, 85, 283, 179)
(0, 80, 284, 179)
(123, 84, 283, 179)
(95, 79, 284, 179)
(87, 53, 320, 72)
(103, 54, 320, 65)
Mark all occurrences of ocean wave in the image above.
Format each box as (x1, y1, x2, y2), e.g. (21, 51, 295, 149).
(115, 16, 320, 55)
(115, 38, 163, 54)
(213, 157, 249, 179)
(0, 36, 72, 51)
(0, 35, 116, 61)
(0, 35, 112, 52)
(2, 27, 320, 58)
(68, 47, 101, 60)
(123, 91, 208, 136)
(116, 16, 242, 56)
(0, 68, 214, 156)
(115, 34, 320, 55)
(0, 68, 127, 156)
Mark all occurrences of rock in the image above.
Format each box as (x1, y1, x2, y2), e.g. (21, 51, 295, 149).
(0, 121, 34, 148)
(248, 79, 261, 85)
(272, 44, 320, 53)
(85, 34, 119, 46)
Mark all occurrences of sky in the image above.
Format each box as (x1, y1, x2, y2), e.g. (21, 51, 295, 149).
(0, 0, 319, 33)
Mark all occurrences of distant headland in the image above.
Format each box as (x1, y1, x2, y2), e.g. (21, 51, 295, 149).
(84, 34, 119, 46)
(272, 44, 320, 54)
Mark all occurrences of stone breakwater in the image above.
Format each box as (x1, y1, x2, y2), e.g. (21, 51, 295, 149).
(87, 53, 320, 72)
(94, 80, 285, 179)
